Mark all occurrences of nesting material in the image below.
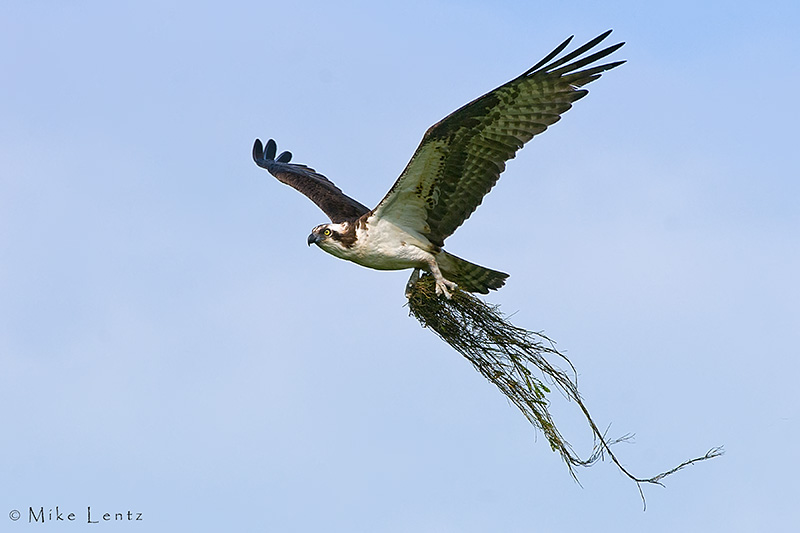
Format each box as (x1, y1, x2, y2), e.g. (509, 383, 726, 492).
(406, 273, 722, 503)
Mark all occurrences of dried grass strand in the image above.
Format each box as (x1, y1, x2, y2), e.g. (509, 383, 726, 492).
(406, 274, 722, 507)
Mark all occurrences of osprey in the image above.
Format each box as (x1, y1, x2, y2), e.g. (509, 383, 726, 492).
(253, 31, 624, 298)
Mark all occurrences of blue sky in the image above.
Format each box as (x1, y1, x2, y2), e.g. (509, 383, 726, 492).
(2, 1, 798, 531)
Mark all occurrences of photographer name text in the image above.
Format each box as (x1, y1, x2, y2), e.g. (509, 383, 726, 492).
(10, 507, 143, 524)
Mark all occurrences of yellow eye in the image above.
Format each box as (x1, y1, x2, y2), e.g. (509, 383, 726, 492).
(323, 228, 332, 236)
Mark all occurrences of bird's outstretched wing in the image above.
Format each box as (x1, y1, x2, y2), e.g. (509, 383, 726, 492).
(371, 31, 625, 247)
(253, 138, 370, 223)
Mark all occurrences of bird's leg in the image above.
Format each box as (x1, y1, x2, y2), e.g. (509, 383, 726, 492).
(426, 259, 457, 299)
(405, 268, 422, 298)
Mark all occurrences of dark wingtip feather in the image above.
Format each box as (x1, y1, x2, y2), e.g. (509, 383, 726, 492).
(523, 34, 575, 76)
(252, 138, 264, 162)
(524, 30, 624, 80)
(254, 138, 291, 163)
(597, 28, 614, 41)
(265, 139, 277, 160)
(601, 41, 626, 57)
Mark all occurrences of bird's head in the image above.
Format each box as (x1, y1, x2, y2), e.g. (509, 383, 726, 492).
(307, 222, 353, 257)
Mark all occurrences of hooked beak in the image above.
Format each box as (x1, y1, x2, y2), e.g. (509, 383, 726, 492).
(307, 233, 320, 246)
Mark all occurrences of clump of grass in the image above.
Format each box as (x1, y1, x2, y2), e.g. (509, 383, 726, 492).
(406, 273, 722, 505)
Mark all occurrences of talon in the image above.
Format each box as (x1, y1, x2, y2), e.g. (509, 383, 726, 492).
(434, 279, 457, 299)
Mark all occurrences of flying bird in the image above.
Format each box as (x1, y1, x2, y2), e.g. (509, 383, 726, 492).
(253, 31, 624, 298)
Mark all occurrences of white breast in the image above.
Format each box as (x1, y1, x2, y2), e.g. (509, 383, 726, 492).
(338, 216, 436, 271)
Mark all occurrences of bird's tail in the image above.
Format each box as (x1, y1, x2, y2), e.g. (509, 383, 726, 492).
(438, 252, 509, 294)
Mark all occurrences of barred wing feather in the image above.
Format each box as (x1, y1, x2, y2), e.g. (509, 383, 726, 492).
(372, 31, 624, 247)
